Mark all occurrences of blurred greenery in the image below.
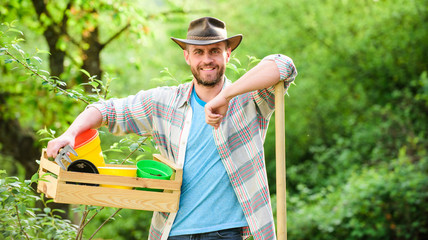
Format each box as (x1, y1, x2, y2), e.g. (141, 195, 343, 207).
(1, 0, 427, 239)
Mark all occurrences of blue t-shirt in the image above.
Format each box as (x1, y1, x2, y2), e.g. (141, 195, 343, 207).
(169, 89, 247, 236)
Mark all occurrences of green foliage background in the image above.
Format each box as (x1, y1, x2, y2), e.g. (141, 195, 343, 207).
(1, 0, 428, 239)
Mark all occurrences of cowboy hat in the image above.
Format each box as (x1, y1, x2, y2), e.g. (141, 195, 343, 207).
(171, 17, 243, 51)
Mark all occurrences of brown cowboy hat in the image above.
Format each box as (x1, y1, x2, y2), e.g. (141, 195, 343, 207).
(171, 17, 243, 51)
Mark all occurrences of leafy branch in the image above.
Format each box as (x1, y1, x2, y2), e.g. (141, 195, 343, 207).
(0, 172, 77, 239)
(1, 44, 91, 105)
(0, 22, 111, 105)
(13, 203, 31, 240)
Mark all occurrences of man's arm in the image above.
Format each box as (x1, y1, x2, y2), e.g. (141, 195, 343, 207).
(222, 60, 281, 101)
(205, 55, 296, 129)
(46, 107, 103, 158)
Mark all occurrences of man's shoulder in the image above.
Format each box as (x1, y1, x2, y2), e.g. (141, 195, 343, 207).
(148, 81, 191, 94)
(146, 82, 191, 106)
(177, 81, 192, 92)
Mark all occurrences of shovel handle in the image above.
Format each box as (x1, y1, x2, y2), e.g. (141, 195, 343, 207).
(275, 82, 287, 240)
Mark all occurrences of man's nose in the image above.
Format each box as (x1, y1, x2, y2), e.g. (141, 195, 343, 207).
(202, 54, 214, 64)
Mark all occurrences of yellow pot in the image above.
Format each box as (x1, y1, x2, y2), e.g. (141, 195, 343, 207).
(69, 129, 105, 168)
(97, 166, 137, 189)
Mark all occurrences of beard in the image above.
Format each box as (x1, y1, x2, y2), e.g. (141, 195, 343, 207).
(191, 63, 225, 87)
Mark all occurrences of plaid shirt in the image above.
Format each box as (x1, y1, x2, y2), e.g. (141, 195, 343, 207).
(90, 54, 297, 240)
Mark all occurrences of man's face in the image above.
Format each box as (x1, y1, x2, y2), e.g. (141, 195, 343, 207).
(184, 42, 231, 87)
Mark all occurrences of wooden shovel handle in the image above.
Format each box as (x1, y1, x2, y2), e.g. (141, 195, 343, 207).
(275, 82, 287, 240)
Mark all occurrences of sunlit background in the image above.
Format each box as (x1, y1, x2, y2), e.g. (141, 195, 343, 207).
(1, 0, 427, 239)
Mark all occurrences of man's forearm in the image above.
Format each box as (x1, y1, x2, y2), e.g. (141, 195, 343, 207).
(204, 54, 296, 129)
(204, 59, 281, 129)
(46, 107, 103, 157)
(64, 106, 103, 137)
(221, 59, 280, 101)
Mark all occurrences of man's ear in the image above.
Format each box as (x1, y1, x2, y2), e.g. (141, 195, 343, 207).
(225, 47, 232, 63)
(184, 49, 190, 65)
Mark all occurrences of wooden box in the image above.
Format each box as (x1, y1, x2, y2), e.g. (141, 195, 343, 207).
(37, 149, 182, 212)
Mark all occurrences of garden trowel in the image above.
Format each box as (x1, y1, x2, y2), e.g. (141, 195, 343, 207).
(54, 145, 78, 170)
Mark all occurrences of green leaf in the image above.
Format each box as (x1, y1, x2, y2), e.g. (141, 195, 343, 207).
(31, 173, 39, 183)
(57, 81, 67, 87)
(4, 59, 15, 64)
(129, 143, 140, 151)
(52, 208, 65, 214)
(26, 209, 36, 218)
(18, 203, 27, 214)
(103, 148, 123, 153)
(89, 81, 99, 87)
(43, 207, 51, 214)
(88, 206, 99, 211)
(7, 28, 24, 36)
(32, 56, 42, 64)
(39, 137, 53, 142)
(4, 195, 15, 204)
(141, 145, 152, 153)
(36, 48, 51, 55)
(11, 43, 21, 51)
(80, 69, 91, 77)
(39, 69, 50, 75)
(232, 57, 241, 65)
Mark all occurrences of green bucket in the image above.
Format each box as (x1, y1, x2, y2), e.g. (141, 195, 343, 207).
(136, 160, 173, 192)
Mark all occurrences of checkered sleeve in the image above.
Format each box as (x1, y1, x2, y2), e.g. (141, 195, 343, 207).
(263, 54, 297, 88)
(88, 90, 154, 136)
(251, 54, 298, 120)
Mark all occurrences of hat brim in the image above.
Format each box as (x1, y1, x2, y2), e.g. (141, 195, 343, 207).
(171, 34, 243, 51)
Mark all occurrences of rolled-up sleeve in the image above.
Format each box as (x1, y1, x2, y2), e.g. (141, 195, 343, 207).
(250, 54, 298, 120)
(262, 54, 297, 89)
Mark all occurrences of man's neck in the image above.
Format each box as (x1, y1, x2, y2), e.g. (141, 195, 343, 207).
(193, 78, 225, 103)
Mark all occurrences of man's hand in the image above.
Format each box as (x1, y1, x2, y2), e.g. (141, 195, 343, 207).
(205, 93, 230, 129)
(203, 58, 287, 130)
(46, 106, 103, 158)
(46, 133, 76, 158)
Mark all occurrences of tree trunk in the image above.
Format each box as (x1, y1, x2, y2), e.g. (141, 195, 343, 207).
(0, 104, 39, 178)
(81, 26, 103, 93)
(31, 0, 67, 79)
(44, 25, 66, 78)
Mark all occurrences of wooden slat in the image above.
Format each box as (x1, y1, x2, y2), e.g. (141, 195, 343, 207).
(104, 164, 136, 168)
(38, 175, 58, 199)
(152, 154, 181, 171)
(39, 150, 61, 175)
(37, 164, 48, 194)
(55, 183, 180, 212)
(58, 171, 181, 190)
(174, 168, 183, 183)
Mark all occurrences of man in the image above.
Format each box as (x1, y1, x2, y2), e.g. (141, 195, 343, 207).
(47, 17, 297, 240)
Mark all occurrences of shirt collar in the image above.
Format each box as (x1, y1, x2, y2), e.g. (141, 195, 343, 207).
(177, 82, 193, 108)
